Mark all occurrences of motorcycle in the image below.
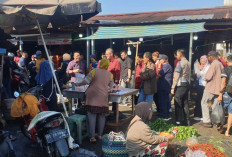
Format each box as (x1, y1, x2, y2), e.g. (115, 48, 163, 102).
(12, 69, 30, 94)
(28, 111, 75, 157)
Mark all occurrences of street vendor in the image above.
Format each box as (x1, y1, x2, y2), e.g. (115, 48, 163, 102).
(126, 102, 174, 157)
(75, 58, 114, 143)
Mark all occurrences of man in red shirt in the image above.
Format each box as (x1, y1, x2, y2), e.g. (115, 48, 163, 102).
(105, 48, 121, 83)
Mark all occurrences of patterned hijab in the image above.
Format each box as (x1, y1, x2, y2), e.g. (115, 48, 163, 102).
(135, 102, 152, 122)
(100, 58, 110, 70)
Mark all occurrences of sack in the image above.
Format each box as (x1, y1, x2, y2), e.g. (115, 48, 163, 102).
(210, 102, 225, 125)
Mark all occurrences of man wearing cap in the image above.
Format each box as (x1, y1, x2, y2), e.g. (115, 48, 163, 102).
(171, 49, 191, 126)
(87, 54, 98, 74)
(35, 50, 46, 73)
(224, 52, 232, 63)
(157, 54, 173, 121)
(201, 51, 224, 128)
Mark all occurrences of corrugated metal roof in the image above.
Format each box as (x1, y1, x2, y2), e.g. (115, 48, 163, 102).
(83, 6, 232, 25)
(80, 23, 206, 40)
(166, 14, 214, 21)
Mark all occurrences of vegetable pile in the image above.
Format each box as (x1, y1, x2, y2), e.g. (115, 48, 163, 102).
(190, 143, 228, 157)
(149, 118, 174, 132)
(168, 126, 198, 140)
(149, 118, 198, 140)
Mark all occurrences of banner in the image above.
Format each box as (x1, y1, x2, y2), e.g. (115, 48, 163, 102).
(38, 34, 72, 45)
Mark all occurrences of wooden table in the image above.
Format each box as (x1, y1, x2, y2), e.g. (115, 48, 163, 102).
(62, 87, 139, 127)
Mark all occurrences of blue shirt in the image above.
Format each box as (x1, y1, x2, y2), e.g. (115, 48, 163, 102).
(158, 63, 173, 92)
(19, 57, 26, 69)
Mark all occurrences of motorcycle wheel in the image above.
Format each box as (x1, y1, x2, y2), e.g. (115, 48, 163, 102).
(20, 122, 32, 140)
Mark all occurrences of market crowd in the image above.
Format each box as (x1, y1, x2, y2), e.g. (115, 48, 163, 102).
(2, 47, 232, 156)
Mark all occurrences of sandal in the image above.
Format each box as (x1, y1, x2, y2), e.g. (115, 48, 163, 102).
(225, 131, 231, 137)
(90, 137, 97, 143)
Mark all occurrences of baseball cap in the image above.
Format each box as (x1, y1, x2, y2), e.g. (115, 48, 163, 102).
(225, 52, 232, 57)
(90, 54, 96, 59)
(158, 54, 168, 60)
(208, 51, 218, 57)
(36, 50, 42, 57)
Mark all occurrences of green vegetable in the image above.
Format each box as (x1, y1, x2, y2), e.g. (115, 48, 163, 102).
(168, 126, 199, 140)
(149, 118, 174, 133)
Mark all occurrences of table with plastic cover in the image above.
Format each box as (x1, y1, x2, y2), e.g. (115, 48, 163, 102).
(62, 87, 139, 127)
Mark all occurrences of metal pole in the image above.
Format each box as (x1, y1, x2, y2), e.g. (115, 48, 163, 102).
(91, 27, 95, 55)
(86, 28, 90, 68)
(19, 37, 23, 51)
(36, 19, 68, 117)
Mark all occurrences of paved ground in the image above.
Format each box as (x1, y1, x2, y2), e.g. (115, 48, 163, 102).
(4, 101, 232, 157)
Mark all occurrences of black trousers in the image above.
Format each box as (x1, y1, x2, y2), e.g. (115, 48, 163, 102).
(174, 84, 190, 125)
(153, 93, 159, 112)
(194, 85, 204, 118)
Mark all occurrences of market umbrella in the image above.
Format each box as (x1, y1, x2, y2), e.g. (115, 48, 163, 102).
(0, 0, 101, 117)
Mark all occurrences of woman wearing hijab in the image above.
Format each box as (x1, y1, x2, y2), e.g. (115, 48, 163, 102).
(126, 102, 174, 157)
(194, 55, 210, 121)
(75, 58, 114, 143)
(35, 59, 58, 111)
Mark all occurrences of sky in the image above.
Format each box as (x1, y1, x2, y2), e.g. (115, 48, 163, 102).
(98, 0, 224, 15)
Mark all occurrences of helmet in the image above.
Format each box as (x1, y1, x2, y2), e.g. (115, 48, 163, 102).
(7, 52, 14, 58)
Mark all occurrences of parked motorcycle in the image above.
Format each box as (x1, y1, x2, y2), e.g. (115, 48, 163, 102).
(12, 69, 30, 94)
(28, 111, 75, 157)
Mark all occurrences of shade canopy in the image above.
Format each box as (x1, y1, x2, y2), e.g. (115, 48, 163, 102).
(0, 0, 101, 33)
(80, 22, 206, 40)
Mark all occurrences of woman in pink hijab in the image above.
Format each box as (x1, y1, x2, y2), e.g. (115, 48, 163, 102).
(194, 55, 210, 121)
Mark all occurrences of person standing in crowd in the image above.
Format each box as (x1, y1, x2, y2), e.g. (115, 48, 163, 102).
(18, 51, 28, 71)
(218, 55, 232, 137)
(217, 52, 227, 67)
(87, 54, 98, 74)
(105, 48, 121, 114)
(66, 51, 85, 108)
(201, 51, 224, 128)
(224, 52, 232, 63)
(171, 49, 191, 126)
(174, 51, 179, 68)
(120, 50, 133, 106)
(66, 51, 85, 82)
(2, 55, 12, 99)
(75, 58, 114, 143)
(56, 53, 71, 89)
(80, 54, 87, 73)
(8, 52, 18, 71)
(152, 51, 160, 111)
(35, 58, 58, 111)
(97, 53, 107, 67)
(138, 52, 156, 103)
(193, 55, 210, 121)
(28, 54, 37, 86)
(114, 52, 123, 65)
(14, 50, 22, 65)
(135, 54, 145, 104)
(126, 102, 174, 157)
(157, 54, 173, 121)
(35, 50, 46, 73)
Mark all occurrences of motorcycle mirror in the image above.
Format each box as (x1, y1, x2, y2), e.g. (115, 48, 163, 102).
(14, 91, 20, 98)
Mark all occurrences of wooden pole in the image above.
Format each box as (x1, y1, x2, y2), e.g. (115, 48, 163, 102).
(133, 41, 140, 88)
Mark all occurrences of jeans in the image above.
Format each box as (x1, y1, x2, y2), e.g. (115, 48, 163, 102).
(138, 89, 154, 103)
(158, 91, 170, 118)
(174, 84, 190, 124)
(222, 92, 232, 114)
(194, 85, 204, 118)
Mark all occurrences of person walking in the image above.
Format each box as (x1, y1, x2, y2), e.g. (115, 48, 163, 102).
(218, 55, 232, 136)
(193, 55, 210, 121)
(135, 54, 145, 104)
(171, 49, 191, 126)
(119, 50, 133, 106)
(75, 58, 114, 142)
(157, 54, 173, 121)
(201, 51, 224, 128)
(138, 52, 156, 103)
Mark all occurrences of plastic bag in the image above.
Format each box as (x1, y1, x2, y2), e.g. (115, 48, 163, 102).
(186, 136, 199, 148)
(194, 59, 199, 74)
(185, 149, 207, 157)
(210, 102, 225, 125)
